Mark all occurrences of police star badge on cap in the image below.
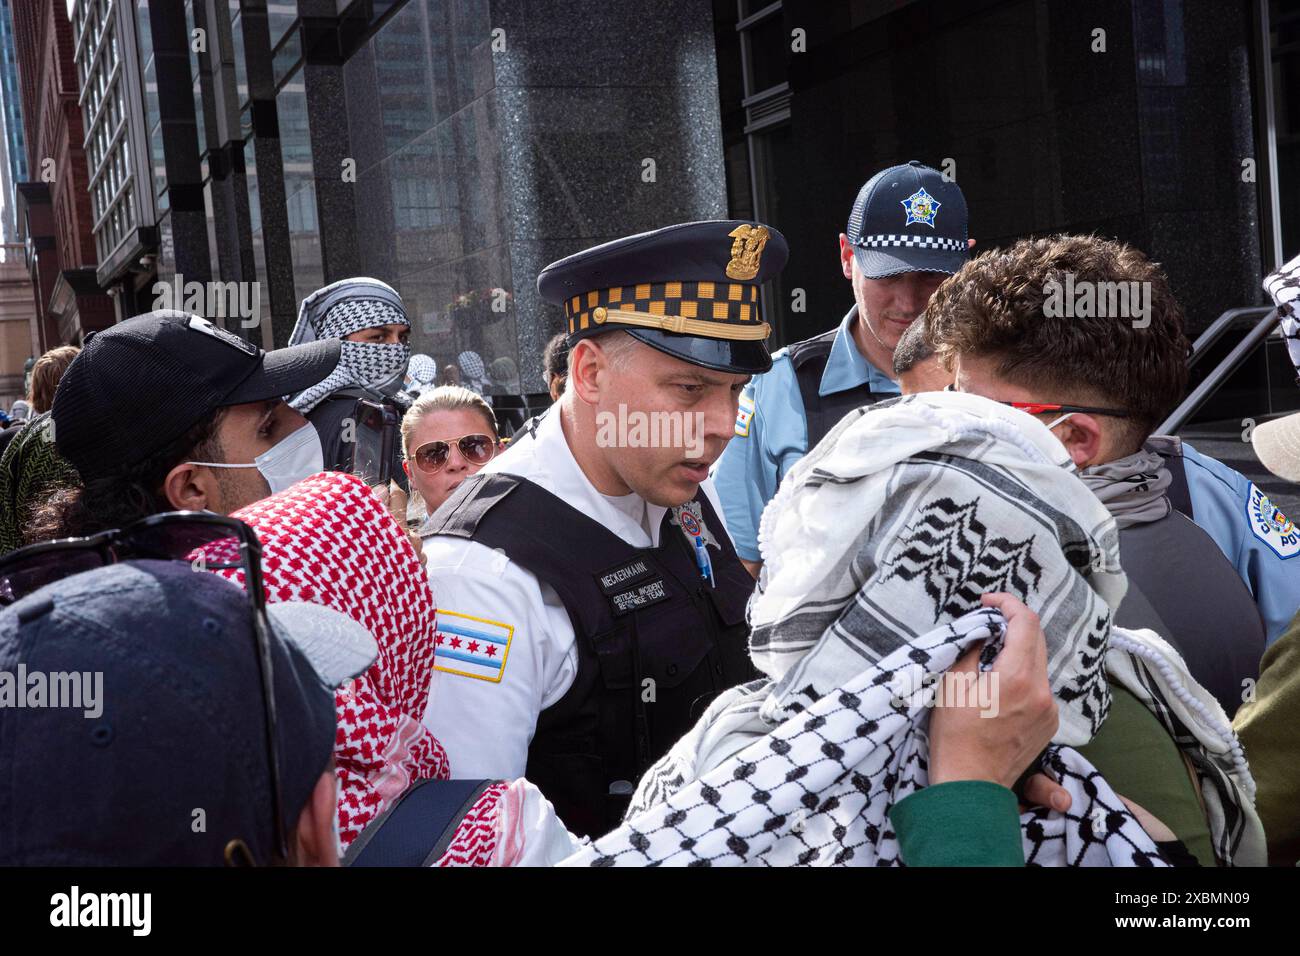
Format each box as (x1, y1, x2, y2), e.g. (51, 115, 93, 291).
(900, 187, 941, 228)
(847, 160, 969, 279)
(537, 220, 789, 375)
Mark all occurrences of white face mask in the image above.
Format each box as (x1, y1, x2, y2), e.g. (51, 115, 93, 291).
(1044, 412, 1078, 472)
(188, 423, 325, 495)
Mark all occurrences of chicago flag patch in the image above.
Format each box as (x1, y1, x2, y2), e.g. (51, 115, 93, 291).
(1245, 484, 1300, 558)
(433, 610, 515, 682)
(735, 392, 755, 437)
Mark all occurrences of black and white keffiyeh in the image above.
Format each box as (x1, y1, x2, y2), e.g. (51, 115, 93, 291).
(1264, 251, 1300, 376)
(288, 277, 411, 413)
(457, 350, 490, 395)
(563, 610, 1164, 867)
(561, 392, 1264, 866)
(403, 353, 438, 399)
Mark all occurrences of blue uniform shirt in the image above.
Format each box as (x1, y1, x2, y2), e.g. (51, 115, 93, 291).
(711, 306, 900, 562)
(1179, 440, 1300, 646)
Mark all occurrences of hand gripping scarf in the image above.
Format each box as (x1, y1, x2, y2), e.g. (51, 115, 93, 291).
(562, 392, 1264, 866)
(197, 472, 457, 850)
(288, 277, 412, 413)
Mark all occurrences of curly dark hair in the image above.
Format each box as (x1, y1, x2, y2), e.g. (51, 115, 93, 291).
(921, 235, 1189, 453)
(24, 409, 227, 544)
(543, 332, 570, 396)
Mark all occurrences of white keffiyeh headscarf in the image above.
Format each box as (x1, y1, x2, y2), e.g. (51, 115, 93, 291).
(562, 392, 1264, 866)
(288, 277, 411, 413)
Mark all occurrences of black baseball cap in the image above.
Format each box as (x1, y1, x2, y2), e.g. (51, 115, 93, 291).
(51, 311, 341, 482)
(846, 161, 970, 279)
(538, 220, 789, 375)
(0, 559, 376, 866)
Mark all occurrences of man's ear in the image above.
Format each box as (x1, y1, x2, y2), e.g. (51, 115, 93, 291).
(1058, 414, 1104, 467)
(401, 459, 411, 480)
(838, 233, 854, 280)
(161, 462, 216, 512)
(294, 770, 340, 867)
(567, 339, 605, 407)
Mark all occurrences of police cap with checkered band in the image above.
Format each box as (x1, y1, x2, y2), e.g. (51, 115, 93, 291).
(538, 220, 789, 375)
(847, 161, 970, 279)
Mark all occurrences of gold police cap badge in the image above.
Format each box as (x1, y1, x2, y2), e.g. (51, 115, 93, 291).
(725, 224, 770, 281)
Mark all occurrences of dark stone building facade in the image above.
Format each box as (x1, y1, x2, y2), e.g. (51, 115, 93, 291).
(9, 0, 1300, 422)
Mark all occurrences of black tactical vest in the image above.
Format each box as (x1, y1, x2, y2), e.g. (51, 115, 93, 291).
(427, 472, 758, 837)
(787, 316, 890, 450)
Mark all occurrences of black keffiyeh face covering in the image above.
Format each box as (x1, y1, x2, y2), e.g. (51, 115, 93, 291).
(291, 340, 410, 413)
(287, 278, 412, 413)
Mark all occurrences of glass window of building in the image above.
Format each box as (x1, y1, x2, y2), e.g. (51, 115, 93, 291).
(71, 0, 144, 266)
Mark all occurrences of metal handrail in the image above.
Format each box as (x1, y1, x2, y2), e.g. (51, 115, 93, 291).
(1187, 305, 1275, 367)
(1158, 307, 1283, 435)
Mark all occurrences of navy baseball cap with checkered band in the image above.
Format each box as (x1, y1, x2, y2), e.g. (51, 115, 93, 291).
(847, 161, 969, 279)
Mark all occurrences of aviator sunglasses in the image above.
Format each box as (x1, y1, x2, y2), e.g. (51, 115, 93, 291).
(409, 433, 498, 474)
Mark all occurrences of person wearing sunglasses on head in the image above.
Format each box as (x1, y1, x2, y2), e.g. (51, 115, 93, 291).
(25, 311, 340, 546)
(923, 235, 1266, 725)
(401, 386, 503, 531)
(0, 518, 379, 866)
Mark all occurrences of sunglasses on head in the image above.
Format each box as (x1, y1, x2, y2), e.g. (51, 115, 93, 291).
(410, 434, 497, 474)
(942, 384, 1128, 418)
(0, 511, 290, 862)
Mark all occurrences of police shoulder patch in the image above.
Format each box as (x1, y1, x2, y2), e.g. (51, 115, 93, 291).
(1245, 484, 1300, 558)
(433, 610, 515, 682)
(735, 392, 755, 437)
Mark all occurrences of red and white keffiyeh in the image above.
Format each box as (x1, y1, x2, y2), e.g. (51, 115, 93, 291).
(203, 471, 457, 849)
(199, 472, 579, 866)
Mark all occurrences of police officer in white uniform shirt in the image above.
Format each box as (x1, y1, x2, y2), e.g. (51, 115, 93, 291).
(421, 220, 788, 836)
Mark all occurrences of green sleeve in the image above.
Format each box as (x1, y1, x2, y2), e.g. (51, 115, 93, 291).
(1078, 683, 1215, 866)
(889, 780, 1023, 866)
(1234, 609, 1300, 866)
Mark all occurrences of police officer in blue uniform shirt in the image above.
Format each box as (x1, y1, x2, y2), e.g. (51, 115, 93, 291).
(712, 161, 972, 573)
(1149, 250, 1300, 648)
(1155, 438, 1300, 646)
(420, 220, 788, 837)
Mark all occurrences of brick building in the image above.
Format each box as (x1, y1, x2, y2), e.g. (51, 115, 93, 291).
(11, 0, 111, 350)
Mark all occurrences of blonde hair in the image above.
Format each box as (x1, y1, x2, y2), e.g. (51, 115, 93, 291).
(400, 385, 498, 457)
(29, 345, 80, 413)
